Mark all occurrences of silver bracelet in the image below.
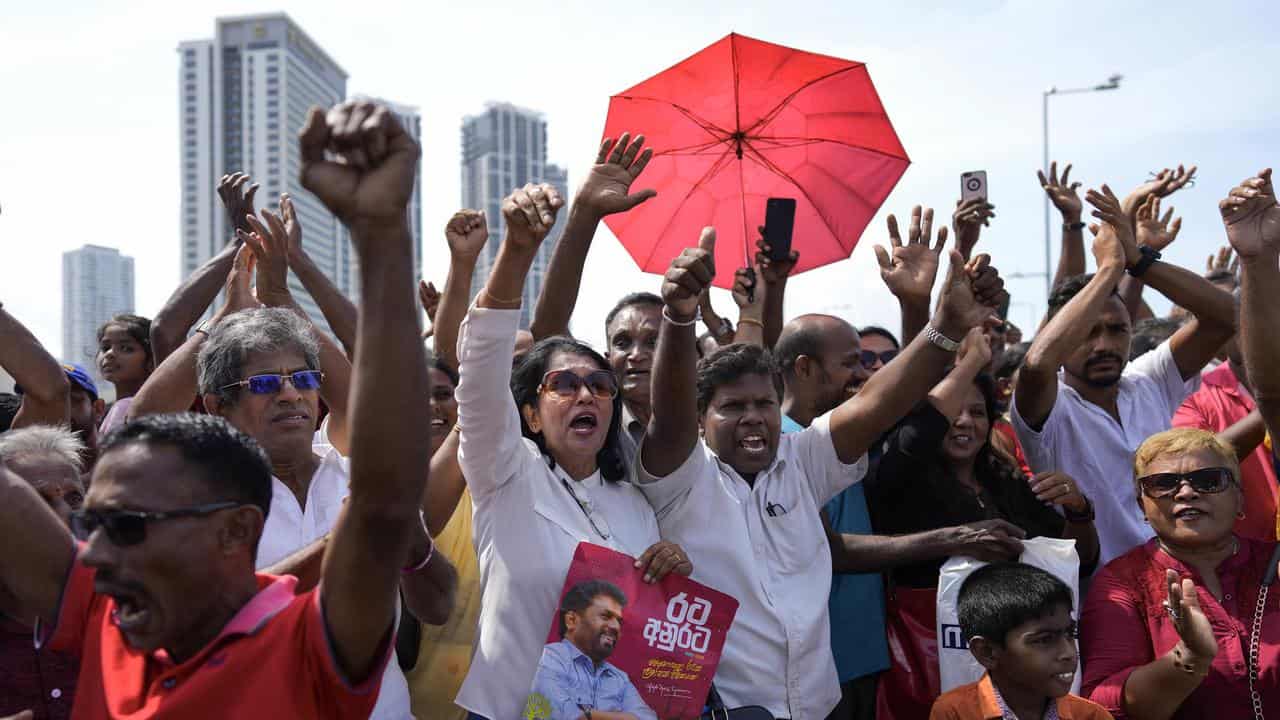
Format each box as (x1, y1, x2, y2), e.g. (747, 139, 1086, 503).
(663, 306, 699, 327)
(924, 324, 961, 352)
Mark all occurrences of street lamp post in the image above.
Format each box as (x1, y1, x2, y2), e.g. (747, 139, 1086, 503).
(1041, 74, 1122, 298)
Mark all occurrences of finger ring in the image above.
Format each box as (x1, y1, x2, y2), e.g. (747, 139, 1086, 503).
(1062, 483, 1069, 495)
(1162, 600, 1182, 623)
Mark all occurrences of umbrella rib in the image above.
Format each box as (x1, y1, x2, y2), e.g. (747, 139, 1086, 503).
(750, 134, 909, 162)
(743, 63, 866, 136)
(740, 139, 877, 255)
(637, 147, 738, 271)
(613, 94, 732, 141)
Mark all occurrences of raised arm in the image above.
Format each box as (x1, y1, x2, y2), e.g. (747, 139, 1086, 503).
(0, 458, 75, 627)
(728, 265, 766, 347)
(151, 174, 257, 364)
(1, 307, 68, 429)
(641, 228, 717, 477)
(1039, 162, 1086, 290)
(952, 196, 996, 262)
(1221, 168, 1280, 439)
(300, 100, 429, 684)
(1117, 195, 1182, 324)
(874, 205, 945, 346)
(128, 246, 259, 420)
(243, 207, 354, 450)
(698, 290, 734, 347)
(435, 210, 489, 369)
(530, 133, 655, 340)
(830, 225, 1006, 463)
(272, 193, 358, 356)
(1016, 187, 1131, 430)
(753, 229, 799, 348)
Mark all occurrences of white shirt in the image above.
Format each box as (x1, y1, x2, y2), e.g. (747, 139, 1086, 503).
(455, 306, 661, 720)
(255, 442, 415, 719)
(1011, 339, 1199, 566)
(637, 413, 868, 720)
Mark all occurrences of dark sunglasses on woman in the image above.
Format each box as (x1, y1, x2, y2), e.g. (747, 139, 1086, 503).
(220, 370, 324, 395)
(1138, 467, 1235, 499)
(859, 349, 898, 369)
(539, 369, 619, 400)
(69, 502, 242, 547)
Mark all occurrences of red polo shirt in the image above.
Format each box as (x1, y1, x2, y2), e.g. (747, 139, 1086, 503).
(40, 554, 390, 719)
(1081, 537, 1280, 719)
(1173, 362, 1279, 540)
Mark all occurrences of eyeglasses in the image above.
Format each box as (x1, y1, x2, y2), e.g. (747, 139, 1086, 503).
(69, 501, 242, 547)
(1138, 467, 1235, 499)
(539, 370, 619, 400)
(859, 349, 898, 369)
(220, 370, 324, 395)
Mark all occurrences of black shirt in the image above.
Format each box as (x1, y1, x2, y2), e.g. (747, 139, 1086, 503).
(865, 402, 1066, 588)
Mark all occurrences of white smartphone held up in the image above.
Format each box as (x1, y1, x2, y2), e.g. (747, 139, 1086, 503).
(960, 170, 988, 203)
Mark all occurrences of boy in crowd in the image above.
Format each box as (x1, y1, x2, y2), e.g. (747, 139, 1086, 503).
(929, 563, 1112, 720)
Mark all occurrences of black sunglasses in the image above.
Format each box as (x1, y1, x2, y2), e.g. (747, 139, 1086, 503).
(220, 370, 324, 395)
(859, 349, 898, 369)
(539, 370, 619, 400)
(69, 501, 242, 547)
(1138, 467, 1235, 499)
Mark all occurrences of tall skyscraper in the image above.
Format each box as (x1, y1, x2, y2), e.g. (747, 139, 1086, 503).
(461, 103, 569, 329)
(62, 245, 135, 390)
(179, 14, 422, 328)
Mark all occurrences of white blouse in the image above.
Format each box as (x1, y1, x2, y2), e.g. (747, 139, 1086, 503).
(454, 305, 660, 720)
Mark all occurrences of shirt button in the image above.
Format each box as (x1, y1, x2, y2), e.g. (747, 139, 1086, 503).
(162, 677, 177, 689)
(50, 688, 62, 699)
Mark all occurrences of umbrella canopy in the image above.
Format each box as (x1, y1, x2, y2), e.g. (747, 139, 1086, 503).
(602, 33, 909, 287)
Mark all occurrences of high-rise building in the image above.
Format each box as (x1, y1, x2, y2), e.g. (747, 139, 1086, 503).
(461, 102, 569, 329)
(62, 245, 135, 391)
(179, 14, 423, 328)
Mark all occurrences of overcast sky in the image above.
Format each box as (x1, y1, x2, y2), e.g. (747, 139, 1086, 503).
(2, 0, 1277, 357)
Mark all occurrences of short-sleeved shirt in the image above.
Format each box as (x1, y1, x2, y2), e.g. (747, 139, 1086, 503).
(867, 403, 1068, 588)
(40, 554, 389, 719)
(929, 674, 1113, 720)
(1173, 362, 1279, 541)
(1081, 537, 1280, 719)
(254, 443, 413, 719)
(782, 414, 889, 684)
(527, 639, 656, 720)
(1011, 340, 1198, 565)
(637, 413, 868, 720)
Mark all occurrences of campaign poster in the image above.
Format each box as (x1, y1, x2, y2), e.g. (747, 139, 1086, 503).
(522, 542, 739, 720)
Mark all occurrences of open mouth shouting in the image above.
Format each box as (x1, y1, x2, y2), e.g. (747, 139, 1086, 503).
(569, 411, 600, 437)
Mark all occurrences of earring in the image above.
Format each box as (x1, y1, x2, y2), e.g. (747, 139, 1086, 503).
(1238, 510, 1247, 520)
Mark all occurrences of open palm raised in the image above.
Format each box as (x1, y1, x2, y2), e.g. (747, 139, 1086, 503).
(1220, 168, 1280, 259)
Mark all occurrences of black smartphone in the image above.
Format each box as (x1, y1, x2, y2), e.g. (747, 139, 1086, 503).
(763, 197, 797, 262)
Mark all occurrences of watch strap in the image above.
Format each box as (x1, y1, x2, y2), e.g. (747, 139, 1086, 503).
(1128, 245, 1162, 278)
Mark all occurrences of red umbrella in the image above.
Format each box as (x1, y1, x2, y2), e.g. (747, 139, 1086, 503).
(602, 33, 909, 287)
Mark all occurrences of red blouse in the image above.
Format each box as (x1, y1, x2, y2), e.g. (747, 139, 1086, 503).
(1081, 537, 1280, 719)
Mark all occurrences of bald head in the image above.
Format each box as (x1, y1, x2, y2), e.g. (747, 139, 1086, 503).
(774, 314, 866, 421)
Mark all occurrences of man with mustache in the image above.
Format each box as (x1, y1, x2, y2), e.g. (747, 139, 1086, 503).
(529, 580, 655, 720)
(1013, 184, 1237, 566)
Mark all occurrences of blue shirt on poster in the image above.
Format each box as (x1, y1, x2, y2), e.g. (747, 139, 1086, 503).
(782, 414, 890, 683)
(527, 639, 657, 720)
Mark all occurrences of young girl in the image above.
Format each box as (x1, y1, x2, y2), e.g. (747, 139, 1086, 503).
(95, 314, 153, 434)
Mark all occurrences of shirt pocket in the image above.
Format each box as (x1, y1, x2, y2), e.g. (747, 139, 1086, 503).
(768, 506, 825, 576)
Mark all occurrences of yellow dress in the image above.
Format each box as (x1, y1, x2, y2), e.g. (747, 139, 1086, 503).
(406, 490, 481, 720)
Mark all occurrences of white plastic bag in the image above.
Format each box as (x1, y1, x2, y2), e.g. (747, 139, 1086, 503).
(935, 536, 1082, 693)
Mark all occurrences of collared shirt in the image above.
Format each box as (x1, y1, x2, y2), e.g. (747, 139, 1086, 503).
(1, 615, 78, 719)
(528, 639, 657, 720)
(1081, 537, 1280, 719)
(40, 555, 389, 719)
(617, 403, 646, 470)
(255, 443, 414, 719)
(1173, 362, 1279, 541)
(637, 412, 869, 720)
(1011, 340, 1199, 566)
(928, 674, 1112, 720)
(782, 414, 889, 683)
(455, 306, 660, 720)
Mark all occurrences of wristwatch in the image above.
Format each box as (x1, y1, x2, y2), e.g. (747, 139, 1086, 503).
(924, 324, 960, 353)
(193, 318, 216, 338)
(1128, 245, 1162, 278)
(1063, 221, 1086, 231)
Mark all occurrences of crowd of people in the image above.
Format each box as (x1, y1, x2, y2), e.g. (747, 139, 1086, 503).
(0, 99, 1278, 720)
